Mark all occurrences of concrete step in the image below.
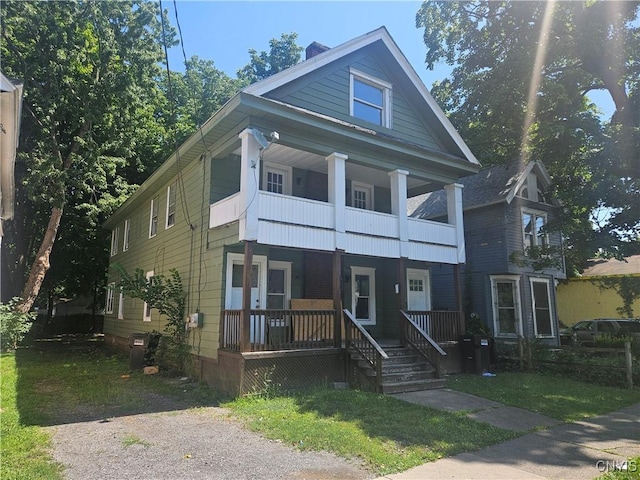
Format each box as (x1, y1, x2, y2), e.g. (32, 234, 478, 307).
(381, 378, 447, 394)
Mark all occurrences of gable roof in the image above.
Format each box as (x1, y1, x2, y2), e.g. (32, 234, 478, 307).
(409, 159, 556, 219)
(581, 255, 640, 277)
(245, 26, 479, 167)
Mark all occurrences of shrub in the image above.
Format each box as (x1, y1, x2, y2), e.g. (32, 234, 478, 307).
(0, 298, 35, 351)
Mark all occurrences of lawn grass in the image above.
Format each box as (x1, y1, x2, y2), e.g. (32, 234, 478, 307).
(447, 372, 640, 422)
(224, 388, 517, 475)
(596, 457, 640, 480)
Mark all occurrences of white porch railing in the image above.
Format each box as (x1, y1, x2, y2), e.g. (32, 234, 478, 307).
(209, 192, 241, 228)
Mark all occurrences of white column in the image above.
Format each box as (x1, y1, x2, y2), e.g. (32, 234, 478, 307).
(326, 152, 347, 250)
(238, 128, 261, 241)
(389, 169, 409, 257)
(445, 183, 465, 263)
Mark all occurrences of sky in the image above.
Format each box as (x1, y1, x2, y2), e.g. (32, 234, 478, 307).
(163, 0, 614, 117)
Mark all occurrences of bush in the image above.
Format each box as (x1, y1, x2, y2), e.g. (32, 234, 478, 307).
(0, 298, 35, 351)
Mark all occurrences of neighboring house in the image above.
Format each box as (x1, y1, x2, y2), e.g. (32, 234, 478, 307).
(409, 160, 566, 344)
(557, 255, 640, 325)
(103, 27, 480, 395)
(0, 72, 23, 242)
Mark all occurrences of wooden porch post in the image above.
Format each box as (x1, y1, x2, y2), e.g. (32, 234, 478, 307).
(241, 240, 255, 352)
(333, 250, 343, 347)
(453, 263, 465, 334)
(398, 257, 407, 346)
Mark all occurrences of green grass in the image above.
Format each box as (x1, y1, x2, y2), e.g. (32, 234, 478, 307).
(224, 388, 517, 475)
(121, 434, 151, 448)
(596, 457, 640, 480)
(448, 372, 640, 422)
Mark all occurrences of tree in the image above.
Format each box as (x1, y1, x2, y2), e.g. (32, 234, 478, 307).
(0, 1, 173, 312)
(237, 32, 303, 84)
(416, 1, 640, 272)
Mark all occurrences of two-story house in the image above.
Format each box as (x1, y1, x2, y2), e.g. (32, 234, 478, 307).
(103, 28, 480, 395)
(409, 159, 566, 345)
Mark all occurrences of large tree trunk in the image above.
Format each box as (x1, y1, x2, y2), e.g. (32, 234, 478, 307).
(15, 206, 63, 314)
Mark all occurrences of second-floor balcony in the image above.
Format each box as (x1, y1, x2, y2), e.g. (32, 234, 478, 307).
(208, 128, 466, 265)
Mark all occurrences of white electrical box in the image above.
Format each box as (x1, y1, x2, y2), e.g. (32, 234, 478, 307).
(187, 312, 203, 329)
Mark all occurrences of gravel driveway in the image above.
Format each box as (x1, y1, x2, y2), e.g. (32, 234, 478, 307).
(48, 402, 372, 480)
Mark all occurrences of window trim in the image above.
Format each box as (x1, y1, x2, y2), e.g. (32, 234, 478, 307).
(349, 68, 392, 128)
(149, 197, 159, 238)
(351, 181, 374, 210)
(351, 266, 376, 326)
(166, 182, 177, 229)
(110, 227, 119, 257)
(117, 289, 125, 320)
(267, 260, 292, 310)
(106, 283, 115, 314)
(490, 275, 523, 338)
(123, 219, 130, 252)
(522, 208, 548, 252)
(530, 277, 555, 338)
(143, 270, 154, 322)
(262, 163, 292, 196)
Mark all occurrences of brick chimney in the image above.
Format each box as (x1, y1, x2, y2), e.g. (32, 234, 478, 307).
(305, 41, 330, 60)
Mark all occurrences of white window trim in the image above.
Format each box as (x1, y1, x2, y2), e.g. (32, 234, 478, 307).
(522, 208, 548, 251)
(351, 266, 376, 325)
(143, 270, 154, 322)
(149, 197, 159, 238)
(262, 162, 292, 196)
(530, 278, 555, 338)
(267, 260, 292, 309)
(117, 289, 125, 320)
(123, 219, 130, 252)
(349, 67, 392, 128)
(224, 253, 268, 310)
(351, 181, 374, 210)
(106, 283, 115, 314)
(110, 227, 119, 257)
(165, 182, 176, 229)
(490, 275, 523, 338)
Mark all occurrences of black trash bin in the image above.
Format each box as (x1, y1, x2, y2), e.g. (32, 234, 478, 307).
(460, 335, 492, 374)
(128, 333, 149, 370)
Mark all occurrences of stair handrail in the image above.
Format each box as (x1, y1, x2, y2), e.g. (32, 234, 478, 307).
(400, 310, 446, 378)
(343, 309, 388, 392)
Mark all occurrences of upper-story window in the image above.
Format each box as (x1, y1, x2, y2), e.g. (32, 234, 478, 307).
(522, 209, 547, 251)
(110, 227, 119, 256)
(166, 182, 177, 229)
(350, 68, 392, 128)
(123, 219, 130, 252)
(518, 173, 549, 204)
(351, 181, 374, 210)
(263, 163, 292, 195)
(149, 196, 159, 238)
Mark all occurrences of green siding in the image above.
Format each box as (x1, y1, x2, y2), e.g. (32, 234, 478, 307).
(267, 46, 442, 152)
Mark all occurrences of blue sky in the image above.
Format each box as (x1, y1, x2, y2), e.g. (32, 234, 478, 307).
(164, 0, 614, 117)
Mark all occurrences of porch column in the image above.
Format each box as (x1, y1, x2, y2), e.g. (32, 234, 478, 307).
(397, 256, 407, 346)
(453, 264, 465, 334)
(238, 128, 262, 241)
(326, 152, 347, 250)
(445, 183, 465, 263)
(240, 240, 255, 352)
(389, 169, 409, 257)
(332, 250, 343, 347)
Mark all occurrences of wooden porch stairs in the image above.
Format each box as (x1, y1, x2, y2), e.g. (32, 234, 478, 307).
(353, 346, 446, 394)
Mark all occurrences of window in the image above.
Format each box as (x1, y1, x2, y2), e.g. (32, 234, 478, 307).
(123, 219, 130, 252)
(106, 283, 115, 314)
(149, 197, 159, 238)
(351, 182, 373, 210)
(117, 289, 125, 320)
(143, 270, 154, 321)
(350, 68, 392, 127)
(263, 164, 292, 195)
(531, 279, 554, 337)
(522, 210, 547, 251)
(490, 276, 522, 337)
(110, 227, 119, 256)
(166, 183, 176, 229)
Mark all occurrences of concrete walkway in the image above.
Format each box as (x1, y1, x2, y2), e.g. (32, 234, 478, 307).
(377, 389, 639, 480)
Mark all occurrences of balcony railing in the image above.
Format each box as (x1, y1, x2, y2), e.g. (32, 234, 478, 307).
(220, 309, 338, 352)
(405, 310, 465, 343)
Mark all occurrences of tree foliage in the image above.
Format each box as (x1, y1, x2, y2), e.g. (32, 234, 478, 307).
(237, 32, 303, 83)
(416, 1, 640, 272)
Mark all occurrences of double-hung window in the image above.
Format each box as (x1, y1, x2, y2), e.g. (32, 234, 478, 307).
(522, 210, 547, 251)
(110, 227, 119, 256)
(143, 270, 154, 321)
(105, 283, 115, 314)
(490, 275, 522, 337)
(149, 197, 159, 238)
(166, 182, 176, 229)
(123, 219, 130, 252)
(350, 68, 392, 128)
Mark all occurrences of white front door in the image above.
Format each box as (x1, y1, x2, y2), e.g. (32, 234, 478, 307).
(351, 266, 376, 325)
(407, 269, 431, 311)
(225, 253, 268, 343)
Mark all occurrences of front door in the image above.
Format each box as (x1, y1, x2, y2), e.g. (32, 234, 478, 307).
(407, 269, 431, 311)
(351, 266, 376, 325)
(225, 253, 267, 342)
